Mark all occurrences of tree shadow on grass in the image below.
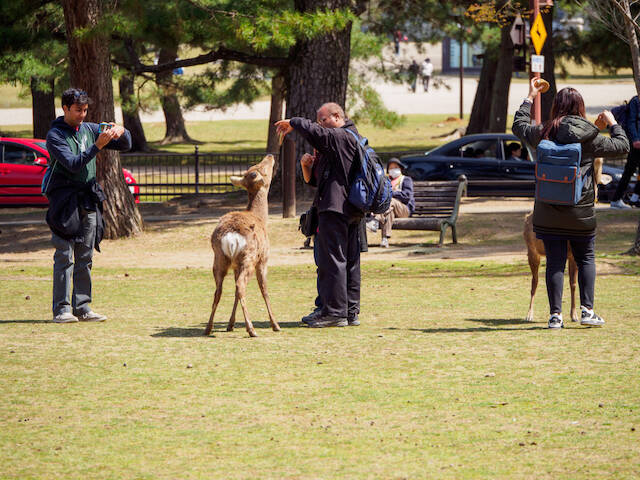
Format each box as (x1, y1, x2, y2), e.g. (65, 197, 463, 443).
(151, 321, 301, 337)
(0, 319, 49, 324)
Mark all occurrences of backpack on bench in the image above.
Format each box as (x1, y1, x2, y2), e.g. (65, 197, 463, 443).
(535, 139, 585, 205)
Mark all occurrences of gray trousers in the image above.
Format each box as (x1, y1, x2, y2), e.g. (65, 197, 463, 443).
(51, 210, 96, 316)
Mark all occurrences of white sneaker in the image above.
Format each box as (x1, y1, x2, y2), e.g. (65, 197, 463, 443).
(380, 237, 389, 248)
(76, 311, 107, 322)
(580, 306, 605, 327)
(366, 220, 379, 233)
(610, 199, 631, 209)
(53, 312, 78, 323)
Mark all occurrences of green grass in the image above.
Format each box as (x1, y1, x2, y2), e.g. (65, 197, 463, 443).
(1, 208, 640, 479)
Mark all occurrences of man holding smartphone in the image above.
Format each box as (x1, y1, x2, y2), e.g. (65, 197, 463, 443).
(45, 88, 132, 323)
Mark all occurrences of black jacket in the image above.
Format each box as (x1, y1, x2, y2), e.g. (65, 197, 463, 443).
(513, 101, 629, 236)
(46, 175, 106, 251)
(291, 117, 361, 217)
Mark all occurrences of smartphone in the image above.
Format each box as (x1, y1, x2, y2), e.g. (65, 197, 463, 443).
(98, 122, 112, 133)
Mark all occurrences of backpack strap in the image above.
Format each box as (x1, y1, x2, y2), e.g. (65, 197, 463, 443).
(345, 128, 368, 147)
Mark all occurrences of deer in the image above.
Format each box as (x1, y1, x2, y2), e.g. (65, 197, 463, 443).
(204, 154, 280, 337)
(524, 157, 603, 323)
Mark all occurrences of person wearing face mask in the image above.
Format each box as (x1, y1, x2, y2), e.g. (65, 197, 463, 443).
(367, 158, 415, 248)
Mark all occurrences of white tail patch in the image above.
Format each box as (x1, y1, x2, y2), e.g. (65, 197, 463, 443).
(220, 232, 247, 259)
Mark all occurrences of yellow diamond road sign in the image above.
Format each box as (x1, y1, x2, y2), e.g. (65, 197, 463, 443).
(531, 14, 547, 55)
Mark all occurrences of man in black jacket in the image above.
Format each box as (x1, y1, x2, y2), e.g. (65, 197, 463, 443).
(45, 88, 132, 323)
(276, 102, 362, 328)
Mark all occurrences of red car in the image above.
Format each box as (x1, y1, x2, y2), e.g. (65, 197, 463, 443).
(0, 137, 139, 206)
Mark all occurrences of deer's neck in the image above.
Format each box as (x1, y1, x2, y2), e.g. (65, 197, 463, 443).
(247, 188, 269, 221)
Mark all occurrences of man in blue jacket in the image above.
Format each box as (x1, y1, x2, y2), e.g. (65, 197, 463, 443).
(45, 88, 132, 323)
(611, 95, 640, 208)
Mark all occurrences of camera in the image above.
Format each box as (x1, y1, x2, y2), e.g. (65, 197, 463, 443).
(98, 122, 112, 133)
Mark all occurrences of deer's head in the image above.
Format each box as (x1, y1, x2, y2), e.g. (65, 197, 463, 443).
(230, 154, 275, 194)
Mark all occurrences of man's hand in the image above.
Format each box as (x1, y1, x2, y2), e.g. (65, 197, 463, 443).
(95, 128, 118, 150)
(633, 140, 640, 149)
(300, 153, 315, 168)
(106, 122, 125, 139)
(275, 119, 293, 137)
(598, 110, 617, 127)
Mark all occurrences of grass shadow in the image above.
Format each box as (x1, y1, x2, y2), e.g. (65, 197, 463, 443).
(401, 325, 548, 333)
(151, 321, 301, 337)
(465, 317, 533, 326)
(0, 319, 50, 324)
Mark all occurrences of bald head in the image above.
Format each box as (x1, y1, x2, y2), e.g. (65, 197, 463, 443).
(317, 102, 346, 128)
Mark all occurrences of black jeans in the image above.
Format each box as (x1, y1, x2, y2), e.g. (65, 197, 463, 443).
(316, 211, 361, 319)
(613, 147, 640, 201)
(542, 237, 596, 314)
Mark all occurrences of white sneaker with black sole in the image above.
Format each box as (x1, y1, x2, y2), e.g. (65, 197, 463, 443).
(548, 313, 563, 329)
(76, 311, 107, 322)
(52, 312, 78, 323)
(610, 199, 632, 209)
(580, 307, 604, 327)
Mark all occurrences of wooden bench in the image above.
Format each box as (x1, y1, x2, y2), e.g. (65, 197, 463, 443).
(392, 175, 467, 246)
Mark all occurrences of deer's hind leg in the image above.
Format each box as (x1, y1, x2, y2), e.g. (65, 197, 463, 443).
(256, 261, 280, 332)
(526, 248, 541, 322)
(227, 269, 240, 332)
(205, 255, 230, 336)
(235, 264, 257, 337)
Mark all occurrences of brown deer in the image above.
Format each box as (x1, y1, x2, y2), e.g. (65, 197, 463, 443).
(524, 157, 603, 323)
(204, 154, 279, 337)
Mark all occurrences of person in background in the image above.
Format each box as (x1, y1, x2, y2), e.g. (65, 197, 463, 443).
(408, 60, 420, 93)
(506, 142, 523, 161)
(512, 79, 629, 329)
(610, 95, 640, 208)
(421, 58, 434, 92)
(367, 158, 415, 248)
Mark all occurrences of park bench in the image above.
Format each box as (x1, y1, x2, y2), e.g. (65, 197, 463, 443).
(392, 175, 467, 247)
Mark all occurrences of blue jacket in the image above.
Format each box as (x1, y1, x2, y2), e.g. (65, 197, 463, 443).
(627, 96, 640, 143)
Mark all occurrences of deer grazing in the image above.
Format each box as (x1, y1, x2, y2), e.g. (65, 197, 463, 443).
(524, 157, 603, 323)
(204, 154, 279, 337)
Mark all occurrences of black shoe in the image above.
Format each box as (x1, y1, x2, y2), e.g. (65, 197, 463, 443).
(301, 309, 322, 325)
(348, 314, 360, 326)
(307, 315, 348, 328)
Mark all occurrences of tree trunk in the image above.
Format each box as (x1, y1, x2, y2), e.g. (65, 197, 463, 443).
(118, 74, 150, 152)
(467, 53, 497, 134)
(156, 46, 192, 144)
(541, 6, 557, 122)
(30, 77, 56, 139)
(61, 0, 143, 239)
(267, 74, 285, 154)
(619, 0, 640, 254)
(488, 22, 514, 132)
(286, 0, 352, 159)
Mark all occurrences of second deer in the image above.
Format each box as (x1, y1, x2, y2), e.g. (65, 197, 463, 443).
(204, 154, 279, 337)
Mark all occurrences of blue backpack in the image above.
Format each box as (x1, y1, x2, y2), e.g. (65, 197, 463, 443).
(535, 139, 585, 205)
(345, 129, 392, 214)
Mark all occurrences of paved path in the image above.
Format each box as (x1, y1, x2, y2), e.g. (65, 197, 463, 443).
(0, 78, 635, 126)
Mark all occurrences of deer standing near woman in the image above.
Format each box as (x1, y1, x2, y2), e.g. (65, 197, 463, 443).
(204, 154, 279, 337)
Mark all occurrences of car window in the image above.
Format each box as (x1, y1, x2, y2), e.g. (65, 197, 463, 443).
(2, 143, 37, 164)
(450, 140, 499, 159)
(502, 140, 530, 161)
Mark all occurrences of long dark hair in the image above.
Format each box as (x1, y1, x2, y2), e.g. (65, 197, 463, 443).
(541, 87, 586, 140)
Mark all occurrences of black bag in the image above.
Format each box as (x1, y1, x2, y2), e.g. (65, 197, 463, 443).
(299, 206, 318, 237)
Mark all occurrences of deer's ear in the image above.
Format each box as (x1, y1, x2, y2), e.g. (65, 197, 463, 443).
(230, 175, 245, 187)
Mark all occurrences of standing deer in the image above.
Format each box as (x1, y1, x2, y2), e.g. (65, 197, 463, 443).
(204, 154, 279, 337)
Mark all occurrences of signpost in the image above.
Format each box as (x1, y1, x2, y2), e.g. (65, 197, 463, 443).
(529, 0, 552, 124)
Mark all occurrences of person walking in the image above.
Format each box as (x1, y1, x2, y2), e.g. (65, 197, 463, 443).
(45, 88, 132, 323)
(512, 79, 629, 329)
(421, 58, 434, 93)
(610, 95, 640, 209)
(276, 103, 362, 328)
(408, 60, 420, 93)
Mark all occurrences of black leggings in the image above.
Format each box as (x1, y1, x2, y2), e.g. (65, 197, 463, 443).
(613, 147, 640, 201)
(542, 237, 596, 314)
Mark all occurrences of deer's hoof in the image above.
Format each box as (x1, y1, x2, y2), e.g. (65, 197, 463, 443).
(525, 312, 534, 322)
(248, 330, 258, 338)
(226, 326, 234, 332)
(204, 328, 212, 336)
(272, 324, 281, 332)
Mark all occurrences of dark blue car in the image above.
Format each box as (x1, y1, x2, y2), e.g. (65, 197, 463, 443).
(401, 133, 632, 201)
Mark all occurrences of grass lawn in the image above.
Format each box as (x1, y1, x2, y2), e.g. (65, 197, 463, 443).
(1, 206, 639, 479)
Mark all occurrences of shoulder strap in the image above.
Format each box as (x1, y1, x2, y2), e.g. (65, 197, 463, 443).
(345, 128, 368, 147)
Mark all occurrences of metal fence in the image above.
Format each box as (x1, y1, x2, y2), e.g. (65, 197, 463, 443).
(120, 148, 274, 201)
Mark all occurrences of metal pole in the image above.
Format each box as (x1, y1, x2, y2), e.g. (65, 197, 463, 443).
(194, 145, 200, 194)
(459, 37, 464, 120)
(282, 137, 296, 218)
(530, 0, 542, 125)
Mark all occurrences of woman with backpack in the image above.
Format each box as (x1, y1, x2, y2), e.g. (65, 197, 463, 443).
(512, 79, 629, 329)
